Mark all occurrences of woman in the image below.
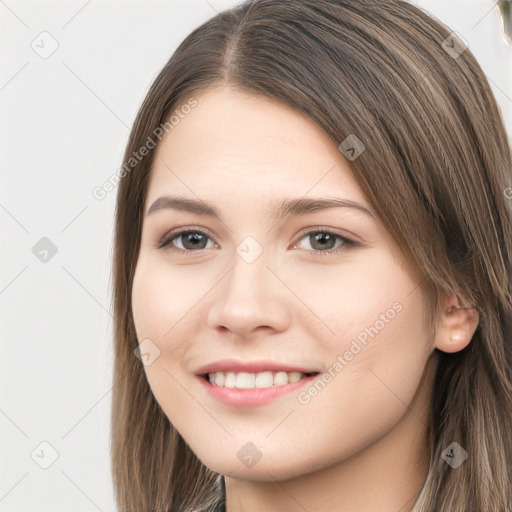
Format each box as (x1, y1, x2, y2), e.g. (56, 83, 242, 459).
(110, 1, 512, 510)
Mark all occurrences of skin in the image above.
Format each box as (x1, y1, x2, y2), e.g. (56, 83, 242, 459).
(131, 86, 479, 512)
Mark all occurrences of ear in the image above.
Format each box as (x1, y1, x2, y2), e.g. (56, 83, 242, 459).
(434, 294, 480, 353)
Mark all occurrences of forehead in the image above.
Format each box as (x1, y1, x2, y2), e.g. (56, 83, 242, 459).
(148, 86, 367, 206)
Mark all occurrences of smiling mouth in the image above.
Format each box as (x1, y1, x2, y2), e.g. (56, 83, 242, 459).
(202, 370, 319, 389)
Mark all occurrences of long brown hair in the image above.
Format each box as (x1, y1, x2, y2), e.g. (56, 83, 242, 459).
(110, 1, 512, 510)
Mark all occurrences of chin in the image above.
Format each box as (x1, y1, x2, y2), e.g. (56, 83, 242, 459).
(196, 449, 326, 483)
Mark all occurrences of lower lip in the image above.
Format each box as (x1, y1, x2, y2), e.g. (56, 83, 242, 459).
(197, 373, 319, 408)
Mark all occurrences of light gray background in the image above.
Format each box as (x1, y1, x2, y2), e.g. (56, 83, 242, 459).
(1, 1, 510, 511)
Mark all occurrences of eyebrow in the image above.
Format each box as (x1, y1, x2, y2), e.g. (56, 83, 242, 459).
(147, 195, 375, 221)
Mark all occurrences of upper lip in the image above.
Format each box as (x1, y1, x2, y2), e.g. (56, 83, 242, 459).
(195, 358, 320, 376)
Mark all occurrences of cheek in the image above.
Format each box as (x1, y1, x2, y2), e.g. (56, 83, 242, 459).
(131, 260, 199, 420)
(280, 290, 430, 477)
(336, 252, 430, 384)
(131, 255, 214, 384)
(291, 249, 430, 433)
(290, 247, 421, 343)
(131, 257, 209, 342)
(327, 292, 429, 405)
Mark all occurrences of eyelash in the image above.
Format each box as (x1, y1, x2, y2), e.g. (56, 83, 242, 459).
(157, 226, 360, 256)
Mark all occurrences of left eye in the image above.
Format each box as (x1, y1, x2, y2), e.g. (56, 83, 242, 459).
(293, 230, 358, 253)
(158, 228, 358, 255)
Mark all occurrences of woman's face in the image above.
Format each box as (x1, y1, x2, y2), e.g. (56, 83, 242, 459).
(131, 86, 435, 480)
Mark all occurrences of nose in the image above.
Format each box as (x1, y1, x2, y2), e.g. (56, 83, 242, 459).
(206, 249, 293, 339)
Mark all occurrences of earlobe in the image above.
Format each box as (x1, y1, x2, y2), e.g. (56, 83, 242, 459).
(433, 295, 480, 354)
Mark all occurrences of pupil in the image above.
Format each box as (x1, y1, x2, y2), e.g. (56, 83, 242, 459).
(312, 233, 334, 250)
(184, 233, 206, 250)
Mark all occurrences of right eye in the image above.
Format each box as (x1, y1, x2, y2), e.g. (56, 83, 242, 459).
(158, 227, 219, 254)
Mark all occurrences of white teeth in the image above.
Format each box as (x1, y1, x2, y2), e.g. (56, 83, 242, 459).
(274, 371, 288, 386)
(208, 370, 309, 389)
(224, 372, 236, 388)
(288, 371, 303, 383)
(214, 371, 225, 386)
(255, 371, 273, 388)
(236, 372, 256, 389)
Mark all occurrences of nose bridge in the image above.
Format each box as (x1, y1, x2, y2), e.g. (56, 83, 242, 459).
(223, 238, 273, 305)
